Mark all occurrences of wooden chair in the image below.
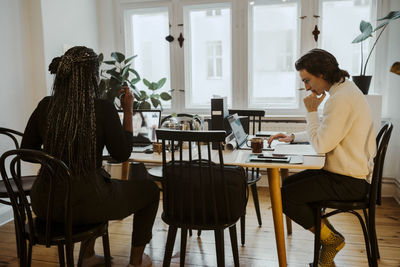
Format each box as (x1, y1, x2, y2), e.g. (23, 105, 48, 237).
(156, 129, 248, 267)
(0, 127, 37, 258)
(0, 149, 111, 267)
(228, 109, 265, 244)
(311, 122, 393, 267)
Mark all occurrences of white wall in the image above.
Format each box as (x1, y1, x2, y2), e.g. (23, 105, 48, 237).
(40, 0, 100, 93)
(381, 0, 400, 182)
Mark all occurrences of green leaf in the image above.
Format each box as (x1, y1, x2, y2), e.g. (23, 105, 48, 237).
(103, 60, 116, 65)
(352, 20, 373, 43)
(374, 11, 400, 32)
(150, 97, 161, 108)
(130, 77, 140, 85)
(139, 101, 151, 110)
(143, 79, 151, 87)
(121, 64, 130, 78)
(150, 82, 158, 91)
(377, 10, 400, 21)
(139, 90, 148, 101)
(156, 78, 167, 89)
(98, 53, 104, 63)
(128, 68, 140, 80)
(160, 92, 172, 100)
(111, 52, 125, 63)
(124, 55, 138, 64)
(150, 93, 160, 99)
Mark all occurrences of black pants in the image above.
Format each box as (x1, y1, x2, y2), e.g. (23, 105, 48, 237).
(281, 169, 369, 229)
(32, 170, 160, 247)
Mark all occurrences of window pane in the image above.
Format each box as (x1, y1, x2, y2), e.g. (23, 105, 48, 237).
(249, 0, 299, 108)
(184, 4, 232, 108)
(128, 8, 171, 109)
(320, 0, 372, 76)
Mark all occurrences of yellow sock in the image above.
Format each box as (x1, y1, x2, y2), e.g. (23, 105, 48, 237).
(318, 223, 345, 267)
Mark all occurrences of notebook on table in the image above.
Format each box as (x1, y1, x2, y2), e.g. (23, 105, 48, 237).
(118, 110, 161, 152)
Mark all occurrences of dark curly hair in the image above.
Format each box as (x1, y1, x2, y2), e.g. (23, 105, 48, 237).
(295, 49, 349, 84)
(45, 46, 100, 179)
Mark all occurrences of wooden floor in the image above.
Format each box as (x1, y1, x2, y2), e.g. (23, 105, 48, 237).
(1, 187, 400, 266)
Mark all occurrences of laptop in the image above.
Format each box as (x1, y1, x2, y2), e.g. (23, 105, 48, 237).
(227, 113, 273, 151)
(118, 110, 161, 152)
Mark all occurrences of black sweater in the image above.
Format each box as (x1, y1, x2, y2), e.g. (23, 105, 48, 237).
(21, 96, 133, 167)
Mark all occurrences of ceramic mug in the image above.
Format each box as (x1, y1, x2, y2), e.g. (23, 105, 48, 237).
(152, 142, 162, 154)
(246, 137, 264, 153)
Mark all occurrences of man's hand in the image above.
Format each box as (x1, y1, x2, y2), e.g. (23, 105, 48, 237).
(303, 92, 326, 112)
(267, 133, 294, 146)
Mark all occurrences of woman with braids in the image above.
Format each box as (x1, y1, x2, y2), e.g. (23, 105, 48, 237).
(268, 49, 376, 267)
(21, 46, 159, 267)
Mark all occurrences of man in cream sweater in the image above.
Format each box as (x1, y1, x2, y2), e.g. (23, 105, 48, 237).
(268, 49, 376, 267)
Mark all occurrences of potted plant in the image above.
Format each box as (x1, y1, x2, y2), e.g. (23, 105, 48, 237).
(98, 51, 172, 110)
(352, 10, 400, 94)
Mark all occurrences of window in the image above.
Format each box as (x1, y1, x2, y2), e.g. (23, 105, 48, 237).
(207, 41, 223, 79)
(320, 0, 374, 77)
(184, 3, 232, 109)
(248, 0, 299, 109)
(121, 0, 377, 114)
(124, 7, 171, 109)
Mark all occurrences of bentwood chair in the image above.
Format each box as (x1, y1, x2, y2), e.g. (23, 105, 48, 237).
(311, 122, 393, 267)
(0, 127, 37, 258)
(228, 109, 265, 244)
(0, 149, 111, 267)
(156, 129, 248, 267)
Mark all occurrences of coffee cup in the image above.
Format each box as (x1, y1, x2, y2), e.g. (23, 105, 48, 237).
(246, 137, 264, 153)
(152, 142, 162, 154)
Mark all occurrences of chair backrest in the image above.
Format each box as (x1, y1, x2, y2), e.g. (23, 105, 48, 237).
(0, 127, 23, 149)
(156, 129, 247, 228)
(371, 122, 393, 206)
(0, 149, 73, 247)
(228, 110, 265, 135)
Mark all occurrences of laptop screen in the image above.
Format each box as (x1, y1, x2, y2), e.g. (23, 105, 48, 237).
(227, 113, 247, 145)
(118, 110, 161, 143)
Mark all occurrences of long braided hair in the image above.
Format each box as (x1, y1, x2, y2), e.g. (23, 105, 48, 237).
(46, 46, 99, 178)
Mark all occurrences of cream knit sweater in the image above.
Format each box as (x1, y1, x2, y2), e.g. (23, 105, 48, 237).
(294, 79, 376, 182)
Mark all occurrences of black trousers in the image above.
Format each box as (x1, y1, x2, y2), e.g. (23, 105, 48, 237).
(281, 169, 369, 229)
(32, 170, 160, 247)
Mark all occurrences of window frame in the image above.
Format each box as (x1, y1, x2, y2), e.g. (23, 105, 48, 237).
(116, 0, 380, 115)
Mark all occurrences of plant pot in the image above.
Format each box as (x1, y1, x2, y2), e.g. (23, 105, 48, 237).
(352, 75, 372, 95)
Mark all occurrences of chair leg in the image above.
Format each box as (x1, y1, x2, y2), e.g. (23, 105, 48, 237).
(240, 215, 245, 246)
(102, 228, 112, 267)
(352, 210, 374, 267)
(27, 240, 32, 267)
(366, 209, 380, 260)
(250, 183, 262, 226)
(229, 225, 240, 267)
(189, 229, 192, 236)
(180, 228, 188, 267)
(163, 226, 178, 267)
(58, 244, 65, 267)
(66, 243, 75, 267)
(214, 229, 225, 267)
(197, 230, 202, 237)
(313, 207, 322, 267)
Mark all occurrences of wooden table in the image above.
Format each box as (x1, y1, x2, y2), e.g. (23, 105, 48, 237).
(129, 148, 325, 267)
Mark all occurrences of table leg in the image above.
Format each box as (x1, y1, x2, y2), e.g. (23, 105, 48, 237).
(280, 168, 292, 235)
(268, 168, 287, 267)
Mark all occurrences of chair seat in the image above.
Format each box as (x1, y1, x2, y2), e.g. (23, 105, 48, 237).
(27, 218, 108, 245)
(0, 175, 36, 197)
(321, 200, 368, 210)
